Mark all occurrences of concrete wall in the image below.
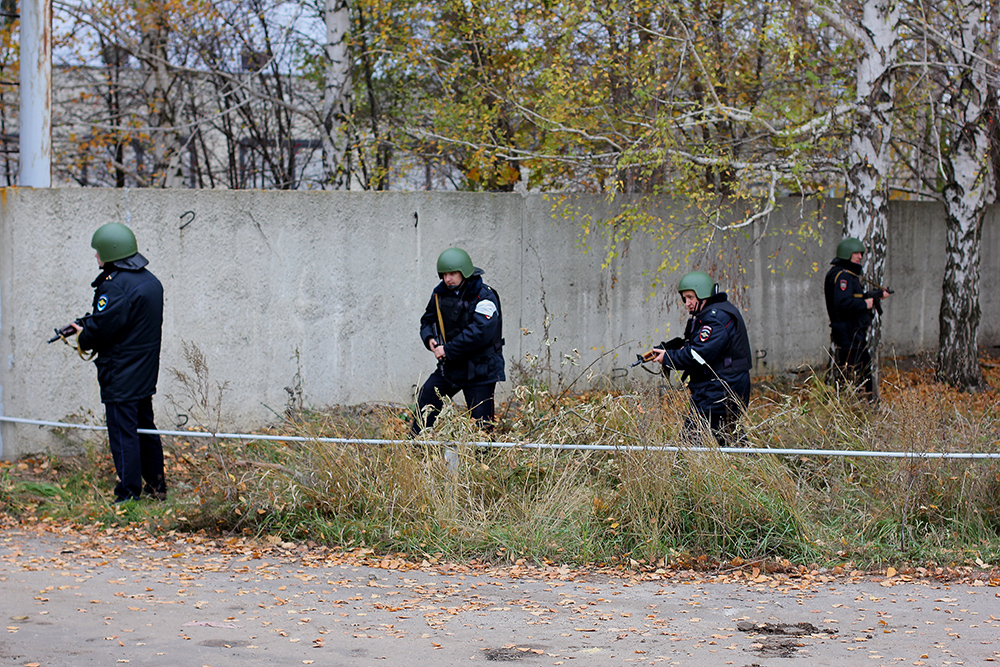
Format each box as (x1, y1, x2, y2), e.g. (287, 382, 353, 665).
(1, 188, 997, 458)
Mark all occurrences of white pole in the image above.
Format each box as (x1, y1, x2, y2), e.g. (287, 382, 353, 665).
(5, 415, 1000, 460)
(19, 0, 52, 187)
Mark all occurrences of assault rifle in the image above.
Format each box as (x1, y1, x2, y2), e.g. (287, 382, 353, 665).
(430, 322, 446, 369)
(862, 284, 894, 316)
(47, 314, 90, 343)
(630, 337, 684, 368)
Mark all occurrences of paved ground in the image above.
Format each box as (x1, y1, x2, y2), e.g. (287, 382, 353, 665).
(2, 523, 999, 666)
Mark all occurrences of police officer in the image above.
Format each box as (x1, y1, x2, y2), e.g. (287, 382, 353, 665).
(412, 248, 505, 434)
(652, 271, 752, 444)
(824, 237, 890, 396)
(72, 223, 166, 503)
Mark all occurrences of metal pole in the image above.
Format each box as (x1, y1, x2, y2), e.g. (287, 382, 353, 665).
(19, 0, 52, 187)
(5, 415, 1000, 460)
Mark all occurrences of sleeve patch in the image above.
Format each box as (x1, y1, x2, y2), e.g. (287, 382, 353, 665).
(475, 300, 498, 320)
(97, 295, 110, 311)
(697, 325, 712, 342)
(838, 279, 848, 291)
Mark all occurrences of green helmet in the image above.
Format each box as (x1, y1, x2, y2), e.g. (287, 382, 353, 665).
(436, 247, 474, 278)
(677, 271, 716, 299)
(836, 237, 865, 260)
(91, 222, 138, 263)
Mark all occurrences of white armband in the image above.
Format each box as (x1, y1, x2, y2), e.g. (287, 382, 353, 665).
(475, 300, 498, 320)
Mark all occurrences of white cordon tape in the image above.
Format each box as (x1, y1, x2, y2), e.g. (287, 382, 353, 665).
(2, 414, 1000, 459)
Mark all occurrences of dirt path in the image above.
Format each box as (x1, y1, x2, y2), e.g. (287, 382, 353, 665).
(2, 522, 999, 666)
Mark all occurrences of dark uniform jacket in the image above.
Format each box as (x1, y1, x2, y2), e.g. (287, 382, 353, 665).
(78, 253, 164, 403)
(662, 293, 752, 415)
(419, 271, 505, 386)
(824, 257, 871, 349)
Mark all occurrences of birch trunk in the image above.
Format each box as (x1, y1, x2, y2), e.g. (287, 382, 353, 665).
(137, 1, 182, 187)
(843, 0, 900, 401)
(935, 0, 996, 389)
(323, 0, 353, 189)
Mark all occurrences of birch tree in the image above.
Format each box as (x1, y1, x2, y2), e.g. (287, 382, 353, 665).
(895, 0, 998, 388)
(839, 0, 900, 271)
(134, 0, 184, 186)
(322, 0, 352, 188)
(810, 0, 900, 401)
(933, 0, 997, 389)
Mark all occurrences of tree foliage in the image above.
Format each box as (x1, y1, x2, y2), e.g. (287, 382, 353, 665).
(3, 0, 998, 385)
(14, 0, 990, 202)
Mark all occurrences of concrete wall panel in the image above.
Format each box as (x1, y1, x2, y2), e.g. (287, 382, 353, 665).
(2, 188, 996, 458)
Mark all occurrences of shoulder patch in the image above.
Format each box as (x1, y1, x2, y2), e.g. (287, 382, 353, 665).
(838, 279, 848, 291)
(697, 325, 712, 342)
(475, 300, 498, 320)
(96, 295, 110, 311)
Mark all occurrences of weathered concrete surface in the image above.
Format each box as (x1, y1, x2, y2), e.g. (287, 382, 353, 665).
(2, 524, 999, 666)
(1, 189, 998, 458)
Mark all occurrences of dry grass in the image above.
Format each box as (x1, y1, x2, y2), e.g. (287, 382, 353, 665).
(175, 359, 1000, 568)
(5, 355, 1000, 570)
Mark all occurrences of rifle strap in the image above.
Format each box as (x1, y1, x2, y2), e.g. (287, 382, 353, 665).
(434, 294, 447, 346)
(61, 332, 96, 361)
(838, 267, 888, 292)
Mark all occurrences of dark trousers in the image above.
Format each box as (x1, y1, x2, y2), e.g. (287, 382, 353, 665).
(411, 368, 496, 434)
(105, 397, 166, 501)
(685, 407, 743, 446)
(832, 345, 874, 395)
